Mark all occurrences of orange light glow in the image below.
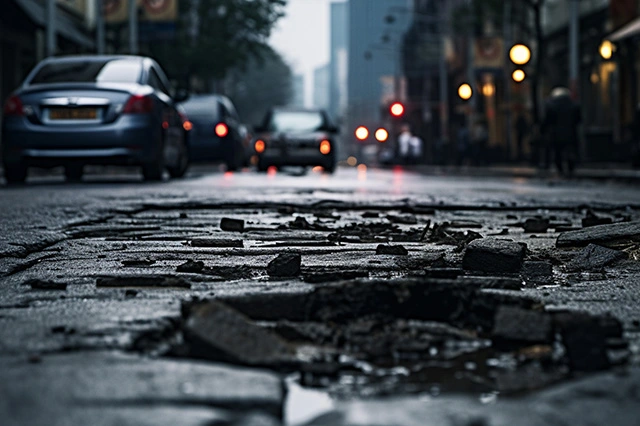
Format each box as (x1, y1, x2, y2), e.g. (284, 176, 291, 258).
(215, 123, 229, 137)
(267, 166, 277, 175)
(375, 128, 389, 142)
(183, 121, 193, 131)
(312, 166, 324, 173)
(355, 126, 369, 140)
(254, 139, 266, 153)
(162, 121, 169, 129)
(357, 164, 367, 172)
(347, 156, 358, 166)
(319, 140, 331, 155)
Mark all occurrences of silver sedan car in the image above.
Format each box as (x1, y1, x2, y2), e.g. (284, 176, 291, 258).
(1, 55, 190, 183)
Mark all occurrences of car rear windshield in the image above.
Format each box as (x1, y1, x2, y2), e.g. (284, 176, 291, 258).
(28, 59, 142, 85)
(269, 111, 325, 132)
(181, 98, 220, 119)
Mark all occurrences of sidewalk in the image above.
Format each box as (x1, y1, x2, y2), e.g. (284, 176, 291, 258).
(399, 163, 640, 183)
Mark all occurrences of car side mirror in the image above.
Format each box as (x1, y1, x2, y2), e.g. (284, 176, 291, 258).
(174, 89, 189, 103)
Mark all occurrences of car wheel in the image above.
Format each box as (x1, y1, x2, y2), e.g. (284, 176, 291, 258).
(4, 162, 27, 184)
(167, 140, 189, 178)
(225, 144, 244, 172)
(64, 165, 84, 182)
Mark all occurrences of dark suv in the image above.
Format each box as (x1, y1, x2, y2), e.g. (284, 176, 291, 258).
(252, 108, 338, 173)
(179, 94, 246, 171)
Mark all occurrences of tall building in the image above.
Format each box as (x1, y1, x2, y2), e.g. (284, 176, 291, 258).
(329, 1, 348, 122)
(346, 0, 411, 155)
(313, 64, 330, 110)
(291, 74, 305, 107)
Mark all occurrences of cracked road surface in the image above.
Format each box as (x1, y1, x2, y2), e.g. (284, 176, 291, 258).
(1, 166, 640, 425)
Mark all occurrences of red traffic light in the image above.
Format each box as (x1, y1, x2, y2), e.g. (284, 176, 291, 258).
(390, 102, 404, 117)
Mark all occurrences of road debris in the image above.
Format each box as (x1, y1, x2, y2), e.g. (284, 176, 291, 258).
(521, 261, 553, 286)
(24, 278, 67, 290)
(121, 258, 156, 267)
(267, 252, 302, 277)
(182, 300, 295, 366)
(176, 260, 205, 273)
(376, 244, 408, 255)
(462, 238, 526, 273)
(191, 238, 244, 248)
(523, 218, 550, 233)
(556, 221, 640, 248)
(220, 218, 245, 232)
(96, 275, 191, 289)
(565, 244, 628, 272)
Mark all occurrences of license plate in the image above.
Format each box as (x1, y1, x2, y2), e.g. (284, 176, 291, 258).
(49, 108, 97, 120)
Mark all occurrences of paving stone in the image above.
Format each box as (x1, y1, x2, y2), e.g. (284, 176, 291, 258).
(462, 238, 526, 273)
(491, 306, 553, 344)
(376, 244, 408, 255)
(220, 218, 245, 232)
(556, 221, 640, 248)
(0, 351, 284, 426)
(565, 243, 628, 272)
(267, 253, 301, 277)
(182, 300, 295, 366)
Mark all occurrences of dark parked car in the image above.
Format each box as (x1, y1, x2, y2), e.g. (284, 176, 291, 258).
(178, 94, 246, 171)
(252, 108, 338, 173)
(1, 55, 189, 183)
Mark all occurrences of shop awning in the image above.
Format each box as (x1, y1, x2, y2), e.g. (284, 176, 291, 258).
(14, 0, 95, 48)
(609, 16, 640, 41)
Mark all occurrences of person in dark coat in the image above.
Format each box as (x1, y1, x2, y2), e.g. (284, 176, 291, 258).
(541, 87, 581, 176)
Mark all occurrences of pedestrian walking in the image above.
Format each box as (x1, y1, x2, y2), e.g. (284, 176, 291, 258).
(397, 124, 413, 165)
(541, 87, 581, 176)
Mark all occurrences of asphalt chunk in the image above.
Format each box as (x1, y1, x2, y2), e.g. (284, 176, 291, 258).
(523, 218, 550, 233)
(462, 238, 526, 273)
(556, 221, 640, 248)
(182, 300, 295, 366)
(554, 312, 613, 371)
(386, 214, 418, 225)
(267, 253, 301, 277)
(582, 210, 613, 228)
(96, 275, 191, 289)
(521, 261, 553, 286)
(121, 259, 156, 267)
(376, 244, 409, 255)
(565, 243, 628, 272)
(191, 238, 244, 248)
(25, 279, 67, 291)
(220, 218, 245, 232)
(492, 306, 553, 345)
(177, 260, 205, 273)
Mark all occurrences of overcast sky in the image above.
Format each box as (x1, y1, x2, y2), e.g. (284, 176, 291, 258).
(269, 0, 339, 106)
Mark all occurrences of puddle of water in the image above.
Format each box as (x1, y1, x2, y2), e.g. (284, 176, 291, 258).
(285, 375, 335, 426)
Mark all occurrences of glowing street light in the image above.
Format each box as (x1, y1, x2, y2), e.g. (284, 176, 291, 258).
(509, 44, 531, 65)
(482, 82, 495, 97)
(599, 40, 614, 60)
(389, 102, 404, 117)
(512, 69, 526, 83)
(458, 83, 472, 100)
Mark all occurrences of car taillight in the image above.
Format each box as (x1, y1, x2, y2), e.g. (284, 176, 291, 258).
(183, 121, 193, 131)
(3, 95, 24, 116)
(215, 123, 229, 137)
(122, 95, 154, 114)
(319, 140, 331, 155)
(254, 139, 266, 153)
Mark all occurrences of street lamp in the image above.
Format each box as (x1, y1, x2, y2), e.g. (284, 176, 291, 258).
(509, 44, 531, 66)
(599, 40, 614, 60)
(512, 69, 526, 83)
(482, 82, 495, 97)
(458, 83, 472, 100)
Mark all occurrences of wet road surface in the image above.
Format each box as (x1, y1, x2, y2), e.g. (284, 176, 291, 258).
(1, 165, 639, 425)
